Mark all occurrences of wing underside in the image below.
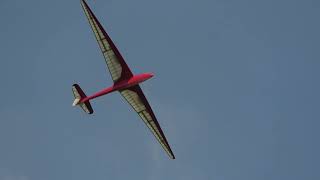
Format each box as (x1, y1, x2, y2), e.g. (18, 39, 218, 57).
(81, 0, 133, 82)
(120, 85, 175, 159)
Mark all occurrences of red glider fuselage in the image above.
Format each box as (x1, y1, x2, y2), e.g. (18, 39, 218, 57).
(80, 73, 154, 103)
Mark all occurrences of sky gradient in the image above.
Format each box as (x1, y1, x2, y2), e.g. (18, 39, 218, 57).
(0, 0, 319, 179)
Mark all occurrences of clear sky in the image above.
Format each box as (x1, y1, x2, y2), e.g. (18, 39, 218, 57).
(0, 0, 319, 179)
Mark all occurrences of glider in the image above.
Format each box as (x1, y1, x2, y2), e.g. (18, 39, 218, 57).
(72, 0, 175, 159)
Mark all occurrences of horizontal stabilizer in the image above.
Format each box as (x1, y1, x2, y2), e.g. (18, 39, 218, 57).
(72, 84, 94, 114)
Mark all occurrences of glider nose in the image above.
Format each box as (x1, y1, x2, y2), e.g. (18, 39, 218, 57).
(149, 73, 154, 78)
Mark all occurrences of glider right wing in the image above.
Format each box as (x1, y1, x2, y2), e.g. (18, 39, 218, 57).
(80, 0, 133, 83)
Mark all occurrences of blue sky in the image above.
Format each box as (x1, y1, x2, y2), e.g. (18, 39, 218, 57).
(0, 0, 319, 179)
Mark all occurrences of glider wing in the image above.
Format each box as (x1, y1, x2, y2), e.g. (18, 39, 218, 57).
(81, 0, 133, 83)
(120, 85, 175, 159)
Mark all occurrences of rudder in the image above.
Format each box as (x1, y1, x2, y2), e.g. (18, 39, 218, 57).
(72, 84, 94, 114)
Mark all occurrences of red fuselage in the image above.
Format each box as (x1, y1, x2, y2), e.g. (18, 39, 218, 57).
(81, 73, 154, 103)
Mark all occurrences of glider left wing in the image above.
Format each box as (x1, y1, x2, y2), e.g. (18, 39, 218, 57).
(120, 85, 175, 159)
(81, 0, 133, 83)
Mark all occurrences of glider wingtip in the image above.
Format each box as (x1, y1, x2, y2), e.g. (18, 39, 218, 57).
(80, 0, 86, 5)
(170, 153, 176, 159)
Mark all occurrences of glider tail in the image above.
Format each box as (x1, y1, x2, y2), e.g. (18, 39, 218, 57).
(72, 84, 94, 114)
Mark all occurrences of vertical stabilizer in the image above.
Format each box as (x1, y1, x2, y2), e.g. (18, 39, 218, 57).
(72, 84, 94, 114)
